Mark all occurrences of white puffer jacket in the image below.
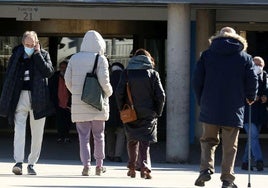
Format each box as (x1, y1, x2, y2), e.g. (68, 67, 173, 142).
(65, 30, 113, 122)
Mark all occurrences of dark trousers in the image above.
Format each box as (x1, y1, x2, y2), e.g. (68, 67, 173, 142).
(56, 107, 72, 139)
(127, 139, 150, 170)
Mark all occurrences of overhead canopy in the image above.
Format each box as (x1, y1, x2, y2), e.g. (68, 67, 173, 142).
(1, 0, 268, 5)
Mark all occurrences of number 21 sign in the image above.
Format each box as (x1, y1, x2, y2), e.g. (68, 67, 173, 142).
(16, 6, 40, 21)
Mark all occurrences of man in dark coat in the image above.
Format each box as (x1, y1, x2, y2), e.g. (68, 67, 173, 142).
(0, 31, 54, 175)
(192, 27, 258, 188)
(241, 56, 267, 171)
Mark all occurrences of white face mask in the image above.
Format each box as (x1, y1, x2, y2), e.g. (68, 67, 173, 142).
(253, 64, 263, 75)
(24, 47, 35, 56)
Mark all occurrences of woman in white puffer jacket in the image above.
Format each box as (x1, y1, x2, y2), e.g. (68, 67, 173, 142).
(65, 30, 112, 176)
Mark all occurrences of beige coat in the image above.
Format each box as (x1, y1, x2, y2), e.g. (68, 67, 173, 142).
(65, 30, 113, 122)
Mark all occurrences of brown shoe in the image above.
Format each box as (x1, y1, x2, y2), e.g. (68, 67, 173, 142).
(95, 166, 106, 176)
(127, 168, 136, 178)
(82, 166, 90, 176)
(141, 168, 152, 179)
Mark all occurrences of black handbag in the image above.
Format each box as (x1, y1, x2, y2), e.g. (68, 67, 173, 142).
(81, 54, 104, 111)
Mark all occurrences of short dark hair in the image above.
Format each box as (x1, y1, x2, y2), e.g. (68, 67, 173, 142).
(59, 60, 68, 66)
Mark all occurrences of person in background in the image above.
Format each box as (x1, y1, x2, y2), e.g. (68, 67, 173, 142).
(115, 48, 166, 179)
(0, 31, 55, 175)
(192, 27, 258, 188)
(241, 56, 267, 171)
(65, 30, 112, 176)
(106, 62, 125, 162)
(49, 60, 73, 143)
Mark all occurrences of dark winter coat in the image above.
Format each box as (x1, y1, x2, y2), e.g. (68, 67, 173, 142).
(106, 69, 123, 127)
(192, 33, 258, 128)
(49, 70, 72, 109)
(115, 55, 166, 143)
(244, 71, 268, 128)
(0, 44, 55, 125)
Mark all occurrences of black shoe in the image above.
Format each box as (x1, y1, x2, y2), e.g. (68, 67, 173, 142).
(256, 160, 264, 171)
(222, 180, 237, 188)
(194, 169, 212, 187)
(113, 156, 122, 162)
(12, 162, 22, 175)
(27, 165, 37, 175)
(241, 162, 253, 171)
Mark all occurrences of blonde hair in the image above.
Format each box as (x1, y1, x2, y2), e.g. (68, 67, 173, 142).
(22, 31, 39, 44)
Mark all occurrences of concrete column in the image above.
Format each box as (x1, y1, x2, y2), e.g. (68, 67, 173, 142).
(194, 10, 216, 140)
(196, 10, 216, 57)
(112, 38, 116, 56)
(166, 3, 190, 163)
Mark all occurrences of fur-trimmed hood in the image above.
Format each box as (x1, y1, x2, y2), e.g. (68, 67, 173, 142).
(209, 31, 248, 54)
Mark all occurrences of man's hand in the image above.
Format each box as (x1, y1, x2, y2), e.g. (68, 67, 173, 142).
(246, 98, 255, 105)
(34, 42, 41, 52)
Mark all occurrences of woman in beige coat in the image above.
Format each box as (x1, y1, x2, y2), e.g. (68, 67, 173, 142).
(65, 30, 112, 176)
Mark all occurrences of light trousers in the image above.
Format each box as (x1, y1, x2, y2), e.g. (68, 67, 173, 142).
(200, 123, 240, 183)
(76, 121, 105, 167)
(14, 91, 46, 165)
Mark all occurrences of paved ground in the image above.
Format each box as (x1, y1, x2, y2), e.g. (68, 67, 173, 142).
(0, 131, 268, 187)
(0, 160, 267, 188)
(1, 130, 267, 165)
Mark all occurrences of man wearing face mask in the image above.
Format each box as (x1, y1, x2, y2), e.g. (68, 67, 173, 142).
(49, 60, 73, 143)
(241, 56, 267, 171)
(0, 31, 55, 175)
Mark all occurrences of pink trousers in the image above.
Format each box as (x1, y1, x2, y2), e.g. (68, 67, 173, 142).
(76, 121, 105, 167)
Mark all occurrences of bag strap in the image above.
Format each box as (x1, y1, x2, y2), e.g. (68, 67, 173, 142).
(126, 71, 134, 109)
(92, 54, 100, 74)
